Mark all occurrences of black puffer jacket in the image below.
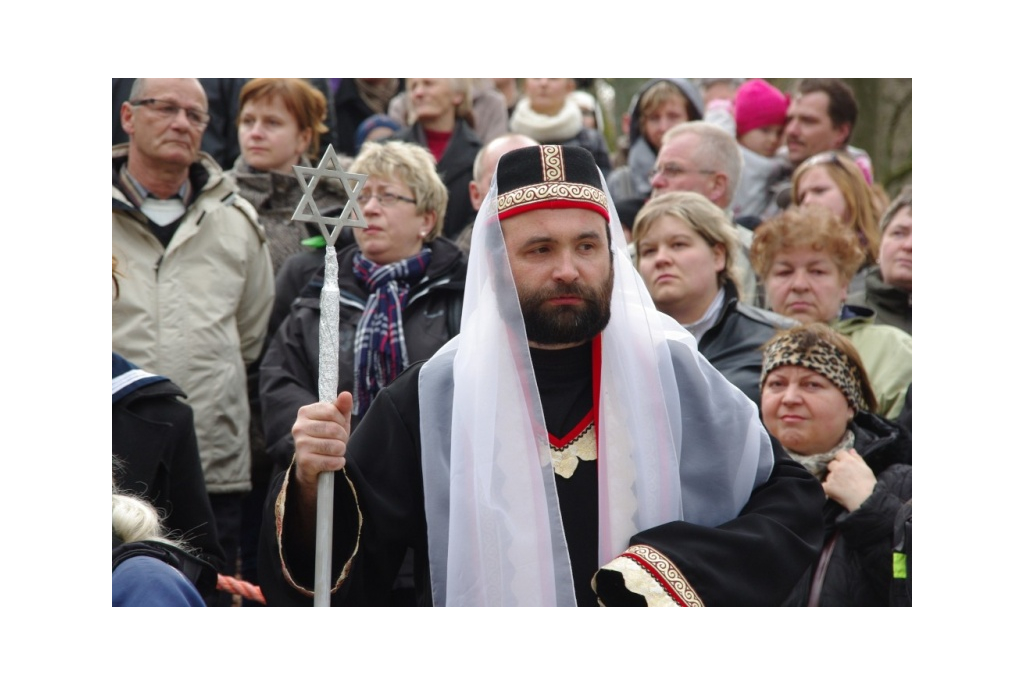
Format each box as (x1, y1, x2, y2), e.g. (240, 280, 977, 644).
(783, 411, 912, 606)
(699, 281, 796, 406)
(259, 237, 467, 472)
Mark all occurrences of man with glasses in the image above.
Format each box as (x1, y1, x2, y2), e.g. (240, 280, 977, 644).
(113, 78, 248, 169)
(649, 121, 760, 306)
(113, 78, 274, 604)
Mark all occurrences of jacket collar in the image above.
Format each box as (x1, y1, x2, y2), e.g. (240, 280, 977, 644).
(112, 352, 167, 403)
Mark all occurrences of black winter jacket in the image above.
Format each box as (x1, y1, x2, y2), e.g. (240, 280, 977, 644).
(391, 119, 482, 240)
(259, 238, 467, 472)
(698, 281, 796, 406)
(783, 411, 912, 606)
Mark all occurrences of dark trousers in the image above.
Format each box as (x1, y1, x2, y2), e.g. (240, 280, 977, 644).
(209, 492, 244, 606)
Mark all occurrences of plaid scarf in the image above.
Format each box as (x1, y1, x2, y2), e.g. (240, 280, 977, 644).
(352, 248, 432, 416)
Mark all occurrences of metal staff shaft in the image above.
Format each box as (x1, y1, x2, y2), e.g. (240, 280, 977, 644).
(291, 145, 367, 607)
(314, 245, 341, 606)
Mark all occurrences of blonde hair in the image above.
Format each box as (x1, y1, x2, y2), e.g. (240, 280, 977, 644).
(792, 151, 881, 264)
(111, 489, 197, 556)
(633, 191, 738, 290)
(350, 141, 449, 240)
(112, 492, 165, 543)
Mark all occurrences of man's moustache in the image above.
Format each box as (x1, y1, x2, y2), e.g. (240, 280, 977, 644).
(542, 283, 592, 299)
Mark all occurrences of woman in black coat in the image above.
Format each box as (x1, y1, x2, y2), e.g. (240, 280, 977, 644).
(759, 323, 911, 606)
(389, 79, 481, 241)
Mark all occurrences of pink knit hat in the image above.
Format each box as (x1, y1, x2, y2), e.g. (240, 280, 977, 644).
(735, 79, 789, 137)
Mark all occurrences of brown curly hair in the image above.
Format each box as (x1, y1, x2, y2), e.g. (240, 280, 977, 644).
(750, 205, 865, 286)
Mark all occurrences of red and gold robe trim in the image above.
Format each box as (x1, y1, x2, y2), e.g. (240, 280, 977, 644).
(274, 457, 363, 598)
(601, 544, 704, 607)
(549, 410, 596, 479)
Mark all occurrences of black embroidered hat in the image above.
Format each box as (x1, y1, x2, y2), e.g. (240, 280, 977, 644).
(495, 145, 609, 222)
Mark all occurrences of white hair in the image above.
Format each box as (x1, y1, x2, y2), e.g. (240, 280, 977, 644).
(112, 490, 187, 550)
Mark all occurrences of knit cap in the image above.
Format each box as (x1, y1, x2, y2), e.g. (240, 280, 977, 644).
(735, 79, 789, 137)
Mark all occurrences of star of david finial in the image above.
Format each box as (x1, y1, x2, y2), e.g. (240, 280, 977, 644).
(292, 145, 367, 245)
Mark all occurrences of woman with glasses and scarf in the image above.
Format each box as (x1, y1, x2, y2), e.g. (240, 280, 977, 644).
(760, 323, 911, 606)
(260, 140, 466, 470)
(259, 140, 466, 605)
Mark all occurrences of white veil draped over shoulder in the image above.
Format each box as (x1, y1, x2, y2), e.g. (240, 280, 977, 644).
(419, 155, 772, 607)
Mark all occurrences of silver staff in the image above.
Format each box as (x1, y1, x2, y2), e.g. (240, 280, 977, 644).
(292, 145, 367, 606)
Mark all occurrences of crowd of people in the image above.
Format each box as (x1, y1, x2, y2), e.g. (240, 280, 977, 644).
(111, 78, 911, 607)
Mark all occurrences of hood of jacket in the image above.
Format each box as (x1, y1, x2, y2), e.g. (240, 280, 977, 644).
(626, 78, 704, 147)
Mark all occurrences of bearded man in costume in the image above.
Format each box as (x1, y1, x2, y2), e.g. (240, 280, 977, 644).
(258, 145, 823, 606)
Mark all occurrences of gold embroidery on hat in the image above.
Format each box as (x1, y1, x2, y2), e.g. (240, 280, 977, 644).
(497, 182, 608, 215)
(540, 145, 565, 182)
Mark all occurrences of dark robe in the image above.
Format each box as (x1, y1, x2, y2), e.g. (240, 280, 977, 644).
(258, 343, 823, 606)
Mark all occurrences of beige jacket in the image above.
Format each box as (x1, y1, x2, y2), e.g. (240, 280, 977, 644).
(112, 145, 274, 493)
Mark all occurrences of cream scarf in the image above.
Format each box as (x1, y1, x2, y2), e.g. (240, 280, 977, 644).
(509, 98, 583, 143)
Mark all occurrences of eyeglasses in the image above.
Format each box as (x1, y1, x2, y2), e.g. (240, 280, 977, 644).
(356, 191, 416, 207)
(131, 98, 211, 129)
(648, 163, 716, 182)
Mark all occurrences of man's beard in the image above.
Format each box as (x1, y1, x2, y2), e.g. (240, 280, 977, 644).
(519, 267, 614, 346)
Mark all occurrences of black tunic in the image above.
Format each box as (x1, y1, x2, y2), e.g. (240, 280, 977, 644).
(258, 343, 824, 606)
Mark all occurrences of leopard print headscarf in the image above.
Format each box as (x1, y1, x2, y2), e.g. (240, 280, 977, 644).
(760, 330, 868, 411)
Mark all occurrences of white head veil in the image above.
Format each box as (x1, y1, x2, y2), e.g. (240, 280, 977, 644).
(419, 145, 772, 606)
